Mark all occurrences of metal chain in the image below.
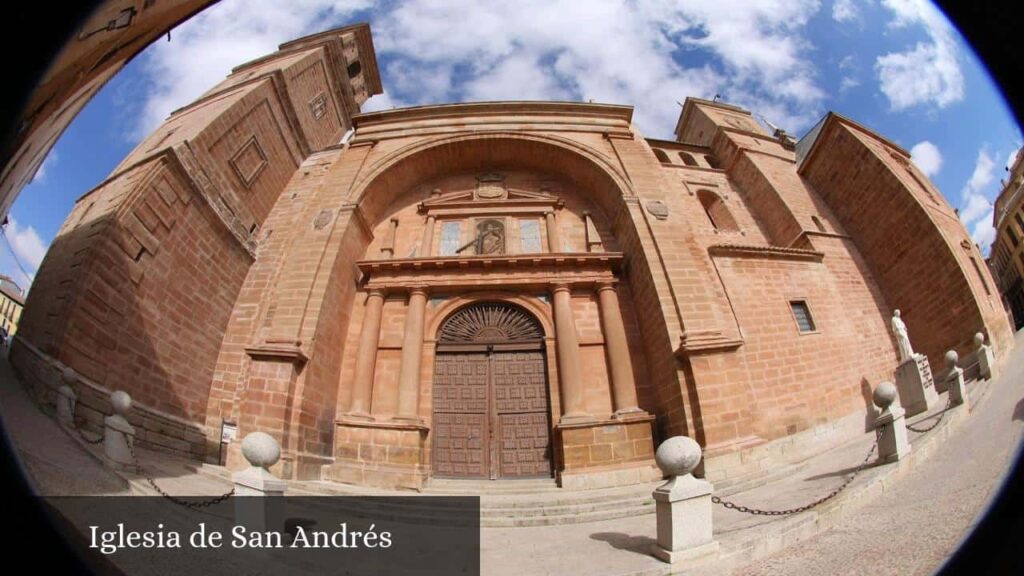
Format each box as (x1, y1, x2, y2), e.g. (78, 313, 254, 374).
(76, 427, 104, 445)
(123, 430, 234, 509)
(905, 393, 953, 434)
(711, 425, 885, 516)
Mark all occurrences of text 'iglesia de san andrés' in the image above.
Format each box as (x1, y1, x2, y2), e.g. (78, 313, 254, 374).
(12, 24, 1012, 490)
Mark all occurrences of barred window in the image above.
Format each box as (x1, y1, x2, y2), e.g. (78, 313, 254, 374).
(790, 300, 816, 333)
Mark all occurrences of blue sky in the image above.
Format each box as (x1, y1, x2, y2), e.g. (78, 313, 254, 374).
(3, 0, 1021, 293)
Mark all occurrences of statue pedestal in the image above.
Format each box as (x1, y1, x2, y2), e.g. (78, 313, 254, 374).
(894, 354, 937, 417)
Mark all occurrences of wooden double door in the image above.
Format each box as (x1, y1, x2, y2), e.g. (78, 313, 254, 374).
(432, 348, 552, 479)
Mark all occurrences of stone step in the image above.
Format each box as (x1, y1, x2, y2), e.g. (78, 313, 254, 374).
(482, 503, 655, 527)
(424, 477, 561, 494)
(482, 496, 655, 518)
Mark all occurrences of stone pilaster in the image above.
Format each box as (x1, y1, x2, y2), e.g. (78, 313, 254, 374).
(596, 281, 644, 417)
(346, 289, 385, 420)
(552, 283, 592, 423)
(395, 286, 427, 422)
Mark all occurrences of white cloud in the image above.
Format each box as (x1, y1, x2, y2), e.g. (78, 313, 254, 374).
(29, 150, 58, 185)
(970, 209, 996, 252)
(909, 140, 941, 177)
(371, 0, 826, 137)
(958, 148, 998, 253)
(832, 0, 859, 23)
(1005, 147, 1021, 172)
(3, 216, 49, 284)
(839, 76, 859, 92)
(875, 0, 963, 111)
(131, 0, 374, 139)
(127, 0, 828, 141)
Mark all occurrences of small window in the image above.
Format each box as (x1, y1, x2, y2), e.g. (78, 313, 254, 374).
(705, 155, 722, 169)
(1015, 211, 1024, 233)
(679, 152, 698, 166)
(653, 149, 671, 163)
(812, 215, 826, 233)
(519, 219, 542, 253)
(790, 300, 816, 333)
(347, 60, 362, 78)
(1009, 225, 1020, 248)
(438, 221, 462, 256)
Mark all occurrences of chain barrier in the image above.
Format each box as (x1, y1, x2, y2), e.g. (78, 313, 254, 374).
(710, 425, 884, 517)
(76, 427, 104, 445)
(123, 430, 234, 509)
(905, 393, 953, 434)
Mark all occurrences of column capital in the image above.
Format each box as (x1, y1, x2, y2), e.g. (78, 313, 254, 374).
(596, 280, 618, 293)
(366, 287, 387, 298)
(408, 285, 429, 297)
(550, 282, 572, 295)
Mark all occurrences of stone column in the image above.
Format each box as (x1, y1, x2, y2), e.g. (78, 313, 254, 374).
(233, 432, 286, 535)
(395, 286, 428, 422)
(651, 436, 719, 565)
(596, 282, 643, 417)
(975, 332, 996, 380)
(420, 214, 436, 257)
(552, 283, 591, 423)
(545, 211, 561, 253)
(346, 289, 385, 420)
(872, 382, 910, 463)
(944, 350, 968, 409)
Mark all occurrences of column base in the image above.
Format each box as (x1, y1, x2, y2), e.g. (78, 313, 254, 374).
(612, 407, 649, 421)
(341, 411, 375, 422)
(650, 540, 719, 565)
(392, 415, 426, 426)
(559, 412, 598, 425)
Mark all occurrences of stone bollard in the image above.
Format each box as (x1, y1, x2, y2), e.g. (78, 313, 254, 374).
(975, 333, 996, 380)
(233, 432, 286, 535)
(57, 366, 78, 427)
(944, 350, 968, 409)
(103, 391, 136, 469)
(650, 436, 719, 565)
(873, 382, 910, 463)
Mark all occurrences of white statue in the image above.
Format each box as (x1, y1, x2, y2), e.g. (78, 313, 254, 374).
(891, 309, 914, 363)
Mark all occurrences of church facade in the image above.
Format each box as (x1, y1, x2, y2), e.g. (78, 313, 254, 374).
(12, 25, 1013, 490)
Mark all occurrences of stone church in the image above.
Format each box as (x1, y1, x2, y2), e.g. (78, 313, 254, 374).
(12, 24, 1013, 490)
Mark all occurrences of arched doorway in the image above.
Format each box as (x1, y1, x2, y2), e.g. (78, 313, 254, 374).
(431, 302, 552, 480)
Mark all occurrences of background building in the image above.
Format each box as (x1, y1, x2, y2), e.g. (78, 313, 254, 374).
(10, 25, 1012, 491)
(990, 149, 1024, 329)
(0, 275, 24, 338)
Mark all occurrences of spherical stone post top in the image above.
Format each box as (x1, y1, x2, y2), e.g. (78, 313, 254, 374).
(110, 390, 132, 416)
(945, 350, 959, 369)
(974, 332, 985, 348)
(241, 431, 281, 469)
(655, 436, 702, 477)
(61, 366, 77, 385)
(873, 381, 897, 410)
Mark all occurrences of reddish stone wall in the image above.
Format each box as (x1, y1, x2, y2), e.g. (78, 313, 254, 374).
(801, 120, 1013, 368)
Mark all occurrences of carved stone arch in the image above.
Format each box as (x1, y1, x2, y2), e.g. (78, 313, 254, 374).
(347, 131, 638, 227)
(438, 301, 544, 344)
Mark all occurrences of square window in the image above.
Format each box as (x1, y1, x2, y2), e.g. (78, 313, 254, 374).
(438, 221, 462, 256)
(790, 300, 816, 333)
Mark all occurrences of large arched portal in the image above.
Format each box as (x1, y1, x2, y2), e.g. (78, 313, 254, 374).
(432, 302, 552, 479)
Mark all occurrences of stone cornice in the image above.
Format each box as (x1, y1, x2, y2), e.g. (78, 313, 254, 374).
(244, 340, 308, 365)
(358, 252, 624, 290)
(676, 330, 744, 355)
(708, 243, 824, 262)
(354, 101, 634, 128)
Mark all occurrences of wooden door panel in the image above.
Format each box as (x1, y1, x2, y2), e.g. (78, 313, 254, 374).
(497, 412, 551, 477)
(432, 353, 489, 478)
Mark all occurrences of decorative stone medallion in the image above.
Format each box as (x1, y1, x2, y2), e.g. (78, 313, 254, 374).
(475, 172, 508, 200)
(646, 200, 669, 220)
(313, 209, 333, 230)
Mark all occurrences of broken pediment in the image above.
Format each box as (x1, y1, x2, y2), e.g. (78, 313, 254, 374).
(418, 174, 564, 214)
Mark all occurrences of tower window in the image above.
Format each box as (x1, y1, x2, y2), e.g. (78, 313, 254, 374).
(653, 149, 671, 163)
(347, 60, 362, 78)
(705, 155, 722, 169)
(679, 152, 698, 166)
(1009, 225, 1020, 248)
(812, 215, 826, 233)
(790, 300, 816, 333)
(697, 189, 739, 232)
